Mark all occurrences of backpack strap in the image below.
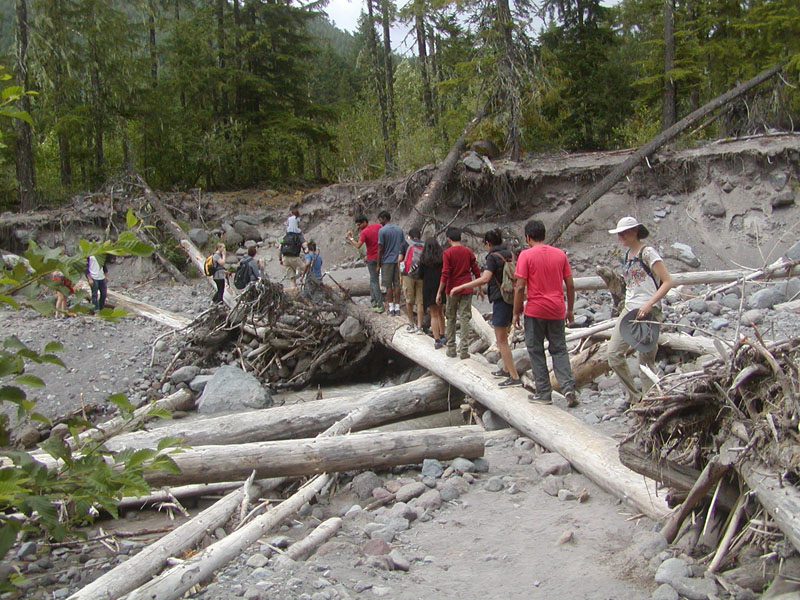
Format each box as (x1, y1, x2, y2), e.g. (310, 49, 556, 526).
(490, 251, 510, 288)
(624, 248, 659, 288)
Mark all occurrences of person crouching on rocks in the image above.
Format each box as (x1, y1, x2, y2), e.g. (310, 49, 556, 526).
(607, 216, 673, 407)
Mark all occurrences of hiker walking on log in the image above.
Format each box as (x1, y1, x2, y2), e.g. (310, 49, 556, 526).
(437, 227, 481, 359)
(513, 219, 578, 407)
(376, 210, 407, 316)
(419, 237, 445, 348)
(452, 229, 521, 387)
(607, 216, 673, 407)
(211, 242, 227, 304)
(346, 214, 383, 312)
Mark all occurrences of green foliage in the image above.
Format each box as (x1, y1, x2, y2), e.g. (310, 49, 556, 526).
(0, 233, 179, 565)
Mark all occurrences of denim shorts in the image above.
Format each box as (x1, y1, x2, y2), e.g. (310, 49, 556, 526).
(491, 300, 513, 327)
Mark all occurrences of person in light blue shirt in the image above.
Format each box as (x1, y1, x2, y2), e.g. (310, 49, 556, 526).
(302, 241, 324, 304)
(376, 210, 407, 315)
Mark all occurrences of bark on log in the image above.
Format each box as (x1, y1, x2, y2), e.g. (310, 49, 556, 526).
(546, 60, 788, 245)
(286, 517, 342, 561)
(68, 482, 258, 600)
(619, 445, 738, 512)
(105, 376, 452, 451)
(369, 409, 464, 432)
(144, 426, 485, 486)
(405, 107, 485, 234)
(346, 302, 670, 520)
(739, 460, 800, 554)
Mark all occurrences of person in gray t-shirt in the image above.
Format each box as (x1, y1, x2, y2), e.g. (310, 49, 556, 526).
(377, 211, 408, 315)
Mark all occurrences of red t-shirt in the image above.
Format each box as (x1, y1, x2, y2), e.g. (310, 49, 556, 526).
(440, 245, 480, 295)
(359, 223, 381, 261)
(514, 244, 572, 319)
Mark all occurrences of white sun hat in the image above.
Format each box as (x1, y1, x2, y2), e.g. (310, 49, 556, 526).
(608, 216, 649, 238)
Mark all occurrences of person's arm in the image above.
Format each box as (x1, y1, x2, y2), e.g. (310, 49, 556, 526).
(564, 275, 575, 325)
(512, 276, 526, 329)
(436, 254, 449, 305)
(377, 243, 384, 270)
(451, 269, 492, 294)
(302, 256, 311, 279)
(638, 260, 673, 319)
(346, 231, 365, 249)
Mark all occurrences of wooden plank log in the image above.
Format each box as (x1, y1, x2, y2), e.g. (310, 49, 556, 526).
(546, 60, 788, 245)
(104, 376, 452, 451)
(144, 426, 485, 487)
(739, 460, 800, 554)
(74, 280, 191, 329)
(286, 517, 342, 561)
(348, 302, 670, 520)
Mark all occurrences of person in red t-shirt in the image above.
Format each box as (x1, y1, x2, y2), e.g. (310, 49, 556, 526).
(436, 227, 481, 359)
(512, 219, 578, 407)
(346, 214, 384, 312)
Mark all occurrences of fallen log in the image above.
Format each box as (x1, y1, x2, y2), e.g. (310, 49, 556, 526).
(405, 107, 485, 234)
(74, 280, 191, 330)
(117, 480, 276, 511)
(144, 426, 485, 487)
(739, 460, 800, 554)
(347, 302, 670, 520)
(104, 376, 452, 451)
(286, 517, 342, 561)
(546, 60, 788, 245)
(68, 479, 268, 600)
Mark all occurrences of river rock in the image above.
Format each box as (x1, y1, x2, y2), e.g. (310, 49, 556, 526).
(782, 277, 800, 301)
(787, 240, 800, 261)
(685, 298, 707, 313)
(668, 243, 701, 268)
(388, 549, 411, 572)
(481, 409, 509, 431)
(451, 458, 476, 473)
(196, 365, 272, 413)
(710, 317, 729, 331)
(652, 584, 679, 600)
(421, 459, 443, 479)
(188, 374, 214, 392)
(170, 365, 200, 385)
(188, 228, 209, 247)
(670, 576, 717, 600)
(771, 189, 795, 208)
(462, 151, 484, 172)
(339, 316, 366, 343)
(396, 482, 427, 503)
(633, 531, 667, 560)
(655, 557, 690, 585)
(740, 309, 765, 325)
(701, 197, 726, 218)
(533, 453, 571, 476)
(352, 471, 384, 500)
(748, 286, 784, 309)
(234, 220, 263, 241)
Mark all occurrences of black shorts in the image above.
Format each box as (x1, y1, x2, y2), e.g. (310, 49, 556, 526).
(491, 300, 513, 328)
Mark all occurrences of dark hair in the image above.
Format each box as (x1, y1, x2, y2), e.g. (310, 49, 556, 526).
(484, 229, 502, 246)
(354, 214, 367, 224)
(378, 210, 391, 221)
(446, 227, 462, 242)
(524, 219, 546, 242)
(408, 227, 421, 240)
(307, 241, 317, 252)
(247, 246, 257, 257)
(291, 208, 299, 217)
(421, 238, 443, 268)
(637, 225, 650, 240)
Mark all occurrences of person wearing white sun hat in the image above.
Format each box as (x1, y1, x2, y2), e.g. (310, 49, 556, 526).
(607, 216, 673, 407)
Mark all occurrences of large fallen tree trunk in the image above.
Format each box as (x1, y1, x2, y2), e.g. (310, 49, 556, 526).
(405, 107, 485, 234)
(347, 303, 670, 520)
(74, 281, 191, 329)
(105, 376, 453, 451)
(145, 426, 485, 486)
(739, 460, 800, 554)
(546, 60, 787, 245)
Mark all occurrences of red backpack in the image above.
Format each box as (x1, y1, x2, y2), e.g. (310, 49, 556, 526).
(404, 244, 423, 280)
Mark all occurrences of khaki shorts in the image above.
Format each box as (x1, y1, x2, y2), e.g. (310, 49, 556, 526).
(402, 275, 423, 306)
(381, 262, 400, 289)
(283, 255, 304, 279)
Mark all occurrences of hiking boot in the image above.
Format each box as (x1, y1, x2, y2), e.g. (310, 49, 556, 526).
(498, 377, 521, 388)
(446, 348, 457, 358)
(434, 337, 444, 350)
(565, 391, 579, 408)
(459, 352, 469, 360)
(528, 393, 552, 405)
(491, 369, 507, 378)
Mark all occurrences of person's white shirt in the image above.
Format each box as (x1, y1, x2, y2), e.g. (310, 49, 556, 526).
(87, 256, 105, 280)
(286, 215, 301, 234)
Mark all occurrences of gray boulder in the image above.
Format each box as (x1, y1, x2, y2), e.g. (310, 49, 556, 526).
(498, 347, 530, 375)
(339, 316, 366, 343)
(188, 374, 213, 393)
(188, 228, 209, 247)
(710, 318, 729, 331)
(234, 214, 262, 226)
(421, 459, 443, 479)
(771, 189, 796, 208)
(670, 576, 717, 600)
(481, 409, 509, 431)
(533, 453, 571, 476)
(451, 457, 476, 473)
(701, 198, 726, 218)
(685, 298, 707, 313)
(223, 227, 244, 247)
(234, 220, 263, 242)
(633, 530, 667, 560)
(652, 584, 679, 600)
(170, 365, 200, 385)
(396, 482, 426, 503)
(740, 309, 764, 325)
(748, 286, 784, 309)
(196, 365, 272, 413)
(655, 557, 690, 585)
(462, 151, 484, 172)
(668, 242, 701, 268)
(352, 472, 383, 500)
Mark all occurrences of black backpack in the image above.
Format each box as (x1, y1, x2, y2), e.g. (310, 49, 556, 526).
(280, 233, 302, 257)
(234, 257, 255, 289)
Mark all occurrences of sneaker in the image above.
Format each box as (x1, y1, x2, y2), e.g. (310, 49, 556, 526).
(406, 325, 416, 332)
(414, 327, 425, 335)
(565, 391, 579, 408)
(372, 306, 385, 313)
(459, 352, 469, 360)
(446, 349, 457, 358)
(528, 393, 552, 405)
(491, 369, 507, 378)
(434, 338, 444, 350)
(498, 377, 522, 388)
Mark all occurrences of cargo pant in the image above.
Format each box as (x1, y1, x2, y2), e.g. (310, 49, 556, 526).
(524, 316, 574, 402)
(445, 293, 473, 355)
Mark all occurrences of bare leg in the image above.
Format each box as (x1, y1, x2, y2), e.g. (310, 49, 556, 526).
(495, 325, 519, 379)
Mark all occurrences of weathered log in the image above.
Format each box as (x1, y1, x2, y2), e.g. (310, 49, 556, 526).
(67, 480, 263, 600)
(74, 280, 191, 330)
(775, 298, 800, 313)
(117, 480, 278, 510)
(144, 426, 485, 486)
(619, 445, 738, 512)
(471, 305, 496, 348)
(346, 302, 670, 520)
(739, 460, 800, 554)
(659, 455, 731, 543)
(370, 409, 464, 432)
(105, 376, 452, 451)
(546, 60, 788, 245)
(286, 517, 342, 561)
(405, 107, 485, 234)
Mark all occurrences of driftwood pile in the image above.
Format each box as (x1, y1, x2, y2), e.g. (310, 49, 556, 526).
(622, 334, 800, 588)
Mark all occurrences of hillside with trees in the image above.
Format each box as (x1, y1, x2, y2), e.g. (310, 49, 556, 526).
(0, 0, 798, 210)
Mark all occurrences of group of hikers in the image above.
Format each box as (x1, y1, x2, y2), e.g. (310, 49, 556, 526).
(339, 211, 673, 408)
